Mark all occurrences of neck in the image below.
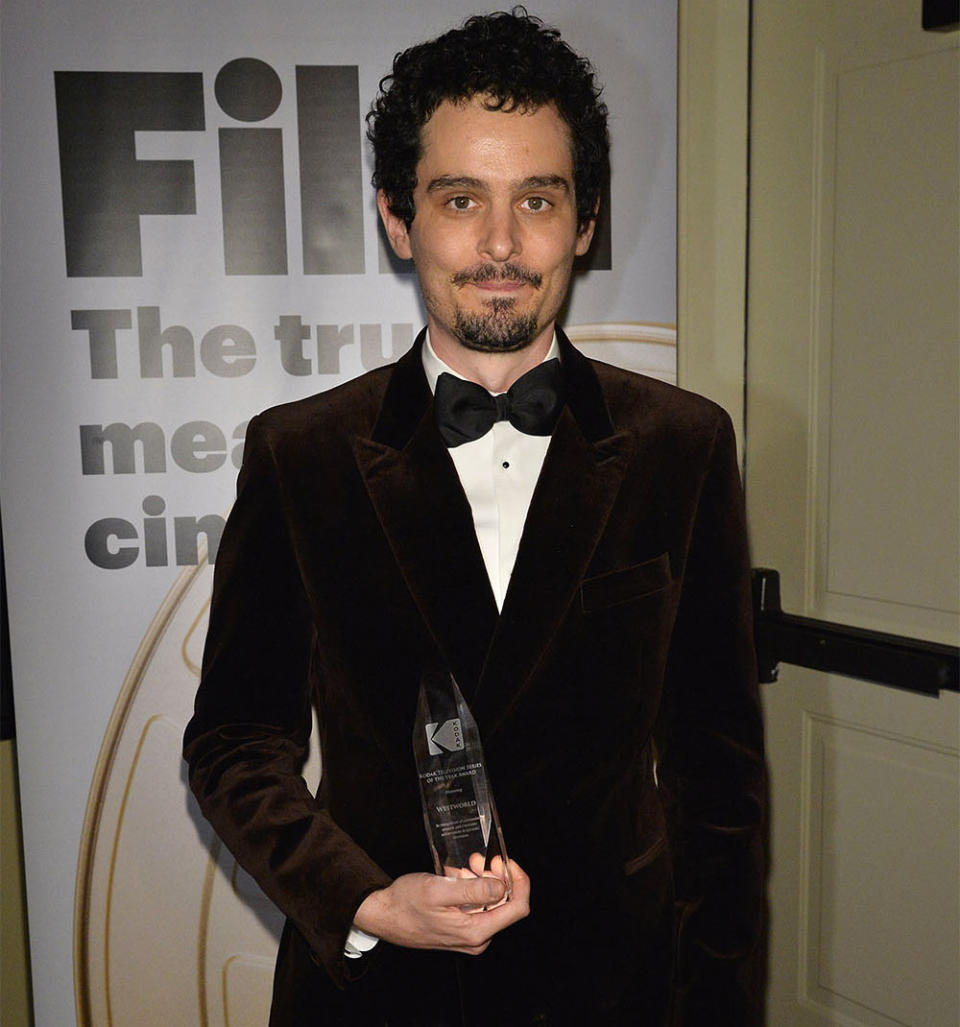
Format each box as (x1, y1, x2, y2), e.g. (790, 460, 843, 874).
(428, 323, 555, 393)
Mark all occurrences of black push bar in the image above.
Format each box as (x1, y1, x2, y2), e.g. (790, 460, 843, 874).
(752, 568, 959, 697)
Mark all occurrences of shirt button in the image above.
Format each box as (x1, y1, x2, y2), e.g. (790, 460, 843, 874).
(502, 461, 510, 469)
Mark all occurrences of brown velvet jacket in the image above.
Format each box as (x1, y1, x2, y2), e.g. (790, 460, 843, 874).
(183, 330, 767, 1027)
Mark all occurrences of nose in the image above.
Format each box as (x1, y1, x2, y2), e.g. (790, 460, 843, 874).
(478, 203, 521, 262)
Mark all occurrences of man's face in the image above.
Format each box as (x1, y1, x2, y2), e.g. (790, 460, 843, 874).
(378, 96, 595, 357)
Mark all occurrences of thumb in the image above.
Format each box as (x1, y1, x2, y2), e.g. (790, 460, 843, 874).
(456, 873, 505, 908)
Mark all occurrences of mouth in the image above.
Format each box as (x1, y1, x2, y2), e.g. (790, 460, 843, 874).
(470, 279, 528, 293)
(451, 262, 543, 291)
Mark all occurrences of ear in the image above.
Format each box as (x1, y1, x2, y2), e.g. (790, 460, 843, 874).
(574, 198, 600, 257)
(377, 190, 414, 260)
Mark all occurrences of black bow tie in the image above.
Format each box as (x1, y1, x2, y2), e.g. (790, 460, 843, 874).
(433, 359, 565, 448)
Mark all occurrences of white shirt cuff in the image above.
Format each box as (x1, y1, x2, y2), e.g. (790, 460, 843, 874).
(344, 925, 379, 959)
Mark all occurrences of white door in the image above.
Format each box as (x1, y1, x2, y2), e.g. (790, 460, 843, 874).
(747, 2, 959, 1025)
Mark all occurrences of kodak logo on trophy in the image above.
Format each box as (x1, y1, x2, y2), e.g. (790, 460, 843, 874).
(55, 59, 364, 277)
(426, 720, 464, 757)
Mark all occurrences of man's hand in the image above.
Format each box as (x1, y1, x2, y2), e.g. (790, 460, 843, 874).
(352, 857, 530, 955)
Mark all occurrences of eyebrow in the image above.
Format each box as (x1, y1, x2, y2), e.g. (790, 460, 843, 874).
(425, 174, 571, 193)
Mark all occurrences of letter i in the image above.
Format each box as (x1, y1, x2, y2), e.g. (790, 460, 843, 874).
(215, 58, 288, 275)
(142, 495, 168, 567)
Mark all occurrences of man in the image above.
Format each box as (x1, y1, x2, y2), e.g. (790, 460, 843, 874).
(184, 9, 766, 1026)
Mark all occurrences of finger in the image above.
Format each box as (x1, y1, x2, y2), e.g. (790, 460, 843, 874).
(485, 860, 530, 918)
(486, 854, 513, 899)
(476, 884, 530, 928)
(467, 851, 486, 877)
(441, 864, 478, 879)
(505, 858, 529, 890)
(454, 940, 491, 956)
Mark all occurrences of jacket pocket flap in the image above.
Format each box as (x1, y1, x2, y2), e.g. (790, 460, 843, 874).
(580, 552, 672, 612)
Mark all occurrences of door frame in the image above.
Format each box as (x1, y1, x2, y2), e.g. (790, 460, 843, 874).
(677, 0, 750, 458)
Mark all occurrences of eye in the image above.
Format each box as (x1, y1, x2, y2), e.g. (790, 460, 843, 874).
(521, 196, 551, 212)
(446, 195, 476, 211)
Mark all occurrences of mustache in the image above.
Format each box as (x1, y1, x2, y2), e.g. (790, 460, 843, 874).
(451, 263, 543, 288)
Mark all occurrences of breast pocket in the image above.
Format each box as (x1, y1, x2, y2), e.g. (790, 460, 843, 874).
(580, 552, 673, 614)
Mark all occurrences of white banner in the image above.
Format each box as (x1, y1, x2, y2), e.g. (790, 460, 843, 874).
(0, 1, 676, 1022)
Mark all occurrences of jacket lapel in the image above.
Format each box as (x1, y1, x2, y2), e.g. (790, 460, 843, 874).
(353, 328, 631, 733)
(473, 332, 632, 733)
(352, 332, 499, 699)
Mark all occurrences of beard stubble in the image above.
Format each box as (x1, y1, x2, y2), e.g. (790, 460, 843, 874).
(450, 262, 542, 353)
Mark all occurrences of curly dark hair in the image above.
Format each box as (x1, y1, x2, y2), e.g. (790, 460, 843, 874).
(367, 7, 609, 233)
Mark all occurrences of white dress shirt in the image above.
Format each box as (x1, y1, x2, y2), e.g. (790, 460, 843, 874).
(422, 331, 558, 610)
(345, 330, 559, 957)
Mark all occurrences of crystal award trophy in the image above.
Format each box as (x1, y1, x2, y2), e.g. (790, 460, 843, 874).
(413, 671, 512, 898)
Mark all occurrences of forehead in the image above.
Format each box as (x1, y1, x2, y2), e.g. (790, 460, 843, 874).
(416, 97, 574, 182)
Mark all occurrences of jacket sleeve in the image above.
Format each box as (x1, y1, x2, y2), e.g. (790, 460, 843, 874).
(656, 409, 768, 1026)
(182, 414, 392, 987)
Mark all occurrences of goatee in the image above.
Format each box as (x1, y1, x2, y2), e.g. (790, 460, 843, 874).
(454, 302, 539, 352)
(450, 261, 542, 352)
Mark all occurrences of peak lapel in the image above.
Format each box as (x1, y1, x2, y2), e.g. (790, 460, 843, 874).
(352, 336, 498, 700)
